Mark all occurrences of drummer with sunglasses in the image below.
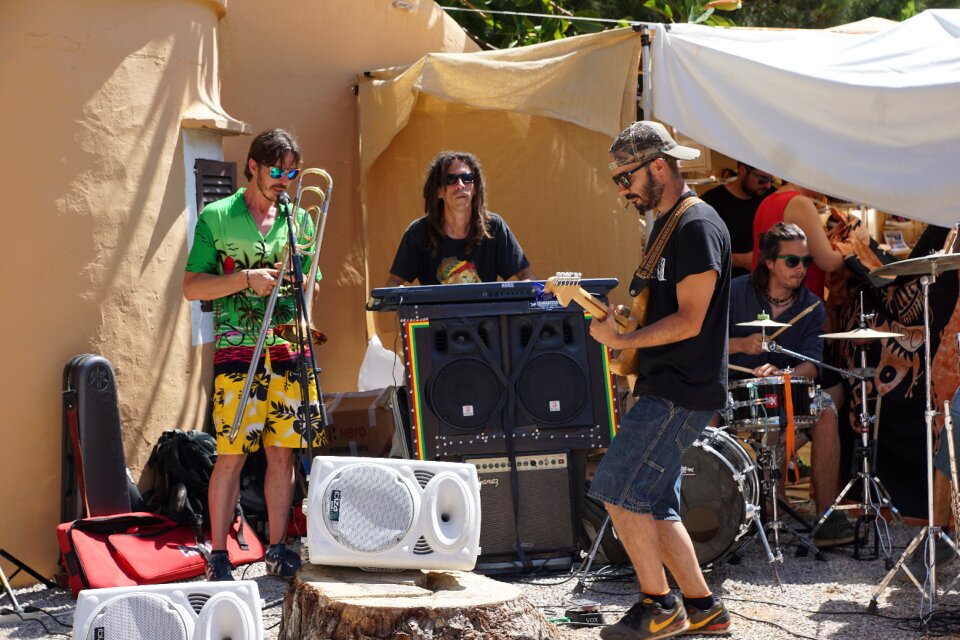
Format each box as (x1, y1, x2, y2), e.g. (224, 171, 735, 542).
(729, 221, 854, 548)
(386, 151, 534, 286)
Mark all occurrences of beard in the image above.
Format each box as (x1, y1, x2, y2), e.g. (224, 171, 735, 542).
(628, 166, 664, 212)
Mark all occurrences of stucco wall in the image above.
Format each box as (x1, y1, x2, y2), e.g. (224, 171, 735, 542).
(0, 0, 235, 583)
(0, 0, 476, 584)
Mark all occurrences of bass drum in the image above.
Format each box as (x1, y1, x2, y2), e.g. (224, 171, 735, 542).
(680, 427, 759, 567)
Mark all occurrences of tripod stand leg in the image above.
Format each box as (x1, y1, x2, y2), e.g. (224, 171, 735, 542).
(572, 513, 610, 596)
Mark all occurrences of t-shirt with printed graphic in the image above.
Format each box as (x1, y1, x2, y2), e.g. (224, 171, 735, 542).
(185, 189, 321, 356)
(388, 213, 529, 285)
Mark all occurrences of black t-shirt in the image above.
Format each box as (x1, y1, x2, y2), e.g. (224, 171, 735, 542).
(701, 185, 762, 278)
(634, 194, 731, 411)
(389, 213, 530, 285)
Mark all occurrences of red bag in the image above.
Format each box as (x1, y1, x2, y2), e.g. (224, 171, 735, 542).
(57, 512, 263, 597)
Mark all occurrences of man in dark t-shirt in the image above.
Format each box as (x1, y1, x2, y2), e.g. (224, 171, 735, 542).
(701, 162, 773, 278)
(386, 151, 533, 286)
(589, 121, 732, 638)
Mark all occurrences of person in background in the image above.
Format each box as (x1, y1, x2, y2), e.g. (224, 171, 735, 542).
(386, 151, 534, 286)
(729, 222, 854, 548)
(701, 161, 774, 278)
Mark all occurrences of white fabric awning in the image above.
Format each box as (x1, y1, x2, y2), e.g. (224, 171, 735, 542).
(650, 9, 960, 226)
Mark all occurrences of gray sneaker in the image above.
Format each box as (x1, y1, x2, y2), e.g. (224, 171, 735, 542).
(813, 511, 855, 548)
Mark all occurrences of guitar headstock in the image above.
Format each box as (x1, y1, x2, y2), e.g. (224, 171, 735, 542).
(544, 271, 583, 307)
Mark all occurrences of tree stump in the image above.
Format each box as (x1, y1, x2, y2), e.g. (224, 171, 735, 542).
(279, 564, 561, 640)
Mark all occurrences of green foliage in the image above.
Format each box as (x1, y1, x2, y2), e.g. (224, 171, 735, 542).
(438, 0, 959, 49)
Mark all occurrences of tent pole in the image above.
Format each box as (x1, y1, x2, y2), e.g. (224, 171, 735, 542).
(641, 26, 653, 120)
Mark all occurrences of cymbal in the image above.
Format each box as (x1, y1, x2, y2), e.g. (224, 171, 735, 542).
(736, 318, 790, 328)
(870, 253, 960, 278)
(820, 328, 904, 340)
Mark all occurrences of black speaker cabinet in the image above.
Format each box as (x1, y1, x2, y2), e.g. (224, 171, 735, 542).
(463, 451, 578, 561)
(401, 304, 619, 460)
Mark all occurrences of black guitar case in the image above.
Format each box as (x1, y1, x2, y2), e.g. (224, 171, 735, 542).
(61, 355, 133, 522)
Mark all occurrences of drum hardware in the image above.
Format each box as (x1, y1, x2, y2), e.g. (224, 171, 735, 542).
(870, 257, 960, 616)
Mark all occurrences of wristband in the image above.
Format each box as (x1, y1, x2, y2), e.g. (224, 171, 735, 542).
(245, 270, 251, 290)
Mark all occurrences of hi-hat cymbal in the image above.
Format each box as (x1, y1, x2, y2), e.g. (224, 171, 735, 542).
(736, 318, 791, 328)
(870, 253, 960, 278)
(820, 328, 904, 340)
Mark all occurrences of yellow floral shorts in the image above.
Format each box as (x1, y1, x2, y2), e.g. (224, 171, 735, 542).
(212, 350, 325, 454)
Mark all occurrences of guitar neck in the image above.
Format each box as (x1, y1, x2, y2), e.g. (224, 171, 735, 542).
(569, 288, 632, 330)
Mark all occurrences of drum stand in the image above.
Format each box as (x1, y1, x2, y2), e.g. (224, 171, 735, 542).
(870, 274, 960, 616)
(752, 432, 824, 563)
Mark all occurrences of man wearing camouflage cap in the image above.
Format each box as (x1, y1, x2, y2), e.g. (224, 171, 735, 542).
(589, 121, 732, 639)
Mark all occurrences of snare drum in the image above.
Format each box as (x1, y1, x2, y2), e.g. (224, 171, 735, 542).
(726, 375, 819, 431)
(680, 427, 759, 567)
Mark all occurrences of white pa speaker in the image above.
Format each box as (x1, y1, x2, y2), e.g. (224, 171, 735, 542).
(72, 580, 263, 640)
(305, 456, 482, 571)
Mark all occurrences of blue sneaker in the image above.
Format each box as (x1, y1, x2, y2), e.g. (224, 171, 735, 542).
(265, 544, 302, 579)
(205, 551, 234, 582)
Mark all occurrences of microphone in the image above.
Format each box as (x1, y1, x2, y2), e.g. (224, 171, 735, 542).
(277, 192, 291, 208)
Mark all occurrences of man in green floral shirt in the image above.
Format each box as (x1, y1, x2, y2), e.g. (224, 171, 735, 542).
(184, 128, 322, 581)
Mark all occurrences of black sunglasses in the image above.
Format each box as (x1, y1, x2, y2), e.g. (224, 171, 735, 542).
(444, 172, 476, 186)
(611, 157, 656, 189)
(777, 254, 814, 268)
(266, 165, 300, 180)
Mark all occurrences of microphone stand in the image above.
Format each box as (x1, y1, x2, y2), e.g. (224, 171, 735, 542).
(228, 195, 327, 464)
(278, 194, 327, 465)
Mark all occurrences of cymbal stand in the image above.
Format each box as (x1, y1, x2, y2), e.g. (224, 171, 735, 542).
(870, 273, 960, 616)
(805, 303, 903, 563)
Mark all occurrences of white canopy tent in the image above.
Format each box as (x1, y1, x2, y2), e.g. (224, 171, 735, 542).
(649, 9, 960, 227)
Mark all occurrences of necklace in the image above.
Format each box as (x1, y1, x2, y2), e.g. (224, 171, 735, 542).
(763, 290, 795, 306)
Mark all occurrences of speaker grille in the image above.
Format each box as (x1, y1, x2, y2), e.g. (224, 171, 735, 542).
(414, 470, 435, 488)
(517, 353, 588, 425)
(323, 465, 415, 553)
(429, 359, 502, 433)
(84, 593, 188, 640)
(413, 535, 434, 555)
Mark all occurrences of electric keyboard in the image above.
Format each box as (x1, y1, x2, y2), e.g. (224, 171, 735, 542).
(367, 279, 618, 312)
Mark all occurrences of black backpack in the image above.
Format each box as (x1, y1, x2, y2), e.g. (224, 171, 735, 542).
(141, 430, 218, 535)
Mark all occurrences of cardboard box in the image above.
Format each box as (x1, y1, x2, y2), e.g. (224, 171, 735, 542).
(320, 387, 400, 458)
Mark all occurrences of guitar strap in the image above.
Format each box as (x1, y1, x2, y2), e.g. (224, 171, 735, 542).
(629, 195, 703, 297)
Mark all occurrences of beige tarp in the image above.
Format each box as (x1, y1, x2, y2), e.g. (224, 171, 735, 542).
(357, 28, 644, 342)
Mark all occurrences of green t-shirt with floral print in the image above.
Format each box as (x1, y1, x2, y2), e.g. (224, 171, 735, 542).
(185, 189, 322, 350)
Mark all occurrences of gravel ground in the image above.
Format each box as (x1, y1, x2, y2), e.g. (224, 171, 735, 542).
(2, 524, 958, 639)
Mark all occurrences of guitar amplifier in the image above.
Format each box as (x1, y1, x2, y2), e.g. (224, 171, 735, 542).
(463, 452, 578, 559)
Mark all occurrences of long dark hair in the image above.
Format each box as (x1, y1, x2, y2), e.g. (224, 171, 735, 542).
(750, 222, 806, 294)
(422, 151, 491, 254)
(244, 129, 302, 180)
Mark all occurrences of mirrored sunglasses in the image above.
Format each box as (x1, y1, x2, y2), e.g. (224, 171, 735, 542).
(445, 172, 476, 186)
(777, 254, 814, 268)
(268, 166, 300, 180)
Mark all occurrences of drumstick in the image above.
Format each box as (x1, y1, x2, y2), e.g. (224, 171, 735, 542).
(728, 364, 754, 374)
(769, 301, 822, 340)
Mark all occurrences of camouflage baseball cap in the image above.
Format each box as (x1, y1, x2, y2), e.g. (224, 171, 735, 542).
(608, 121, 701, 170)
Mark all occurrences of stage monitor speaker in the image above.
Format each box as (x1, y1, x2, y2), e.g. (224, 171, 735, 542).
(305, 456, 482, 571)
(73, 580, 263, 640)
(463, 452, 577, 559)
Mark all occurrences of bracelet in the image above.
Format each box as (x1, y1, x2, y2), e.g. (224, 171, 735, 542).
(244, 270, 251, 290)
